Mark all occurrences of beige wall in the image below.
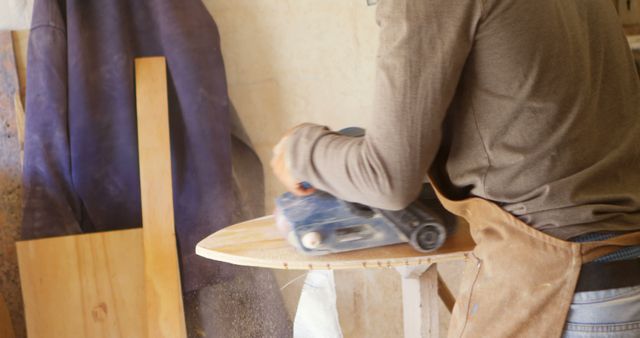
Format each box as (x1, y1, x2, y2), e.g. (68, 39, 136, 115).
(203, 0, 379, 212)
(202, 1, 403, 336)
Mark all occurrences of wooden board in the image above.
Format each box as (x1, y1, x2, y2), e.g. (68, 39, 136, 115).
(0, 31, 23, 338)
(0, 293, 15, 338)
(16, 229, 145, 338)
(196, 216, 475, 270)
(135, 57, 186, 338)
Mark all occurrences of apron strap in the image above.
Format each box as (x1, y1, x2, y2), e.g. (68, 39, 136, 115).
(427, 177, 474, 216)
(580, 231, 640, 263)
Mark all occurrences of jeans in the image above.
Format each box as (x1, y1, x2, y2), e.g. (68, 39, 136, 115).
(562, 285, 640, 337)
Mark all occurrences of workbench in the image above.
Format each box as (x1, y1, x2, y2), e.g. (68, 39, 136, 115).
(196, 215, 475, 338)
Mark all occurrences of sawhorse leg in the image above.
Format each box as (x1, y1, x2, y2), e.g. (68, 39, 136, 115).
(396, 264, 439, 338)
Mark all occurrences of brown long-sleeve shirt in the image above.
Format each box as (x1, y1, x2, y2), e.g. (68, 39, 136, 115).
(285, 0, 640, 240)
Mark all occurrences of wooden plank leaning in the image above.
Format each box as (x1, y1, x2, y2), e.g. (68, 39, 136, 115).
(135, 56, 187, 338)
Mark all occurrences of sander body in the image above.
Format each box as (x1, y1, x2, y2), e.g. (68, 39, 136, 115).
(276, 184, 457, 255)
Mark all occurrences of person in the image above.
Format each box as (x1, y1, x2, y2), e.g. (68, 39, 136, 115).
(271, 1, 640, 337)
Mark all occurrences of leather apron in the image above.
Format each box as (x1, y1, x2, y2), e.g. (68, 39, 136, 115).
(430, 183, 640, 338)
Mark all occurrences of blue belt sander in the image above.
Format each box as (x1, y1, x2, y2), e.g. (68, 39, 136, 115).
(275, 127, 457, 256)
(276, 184, 457, 255)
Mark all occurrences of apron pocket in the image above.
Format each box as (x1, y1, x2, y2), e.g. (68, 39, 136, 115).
(448, 252, 482, 338)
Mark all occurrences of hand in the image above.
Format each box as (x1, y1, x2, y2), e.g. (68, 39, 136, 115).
(270, 127, 316, 196)
(274, 207, 292, 237)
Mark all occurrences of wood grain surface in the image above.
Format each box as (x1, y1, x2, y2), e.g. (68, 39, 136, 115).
(396, 265, 439, 338)
(135, 57, 187, 338)
(16, 229, 145, 338)
(0, 293, 15, 338)
(16, 57, 186, 338)
(196, 216, 475, 270)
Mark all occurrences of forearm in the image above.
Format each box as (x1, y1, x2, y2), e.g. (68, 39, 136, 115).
(286, 123, 435, 209)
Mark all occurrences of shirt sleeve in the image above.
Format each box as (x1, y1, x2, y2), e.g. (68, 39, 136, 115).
(285, 0, 483, 210)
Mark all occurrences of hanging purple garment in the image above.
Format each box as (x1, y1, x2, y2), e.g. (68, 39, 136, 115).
(23, 0, 230, 292)
(23, 0, 291, 336)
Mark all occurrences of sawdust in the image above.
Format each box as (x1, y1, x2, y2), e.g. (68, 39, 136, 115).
(184, 266, 293, 338)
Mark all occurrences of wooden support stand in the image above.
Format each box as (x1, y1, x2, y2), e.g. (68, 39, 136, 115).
(396, 265, 439, 338)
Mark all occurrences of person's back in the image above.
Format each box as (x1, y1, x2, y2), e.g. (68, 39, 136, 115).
(438, 0, 640, 239)
(283, 0, 640, 240)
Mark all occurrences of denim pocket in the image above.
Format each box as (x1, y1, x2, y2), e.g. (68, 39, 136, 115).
(562, 321, 640, 338)
(562, 285, 640, 337)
